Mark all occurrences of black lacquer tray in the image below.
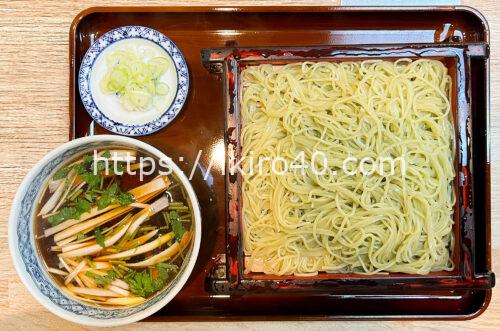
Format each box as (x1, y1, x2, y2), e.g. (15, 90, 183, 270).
(71, 6, 492, 320)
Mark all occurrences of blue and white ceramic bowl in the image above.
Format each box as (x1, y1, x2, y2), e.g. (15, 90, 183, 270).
(9, 135, 201, 326)
(79, 26, 189, 136)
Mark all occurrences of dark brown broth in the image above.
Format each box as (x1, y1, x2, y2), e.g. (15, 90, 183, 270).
(34, 148, 193, 301)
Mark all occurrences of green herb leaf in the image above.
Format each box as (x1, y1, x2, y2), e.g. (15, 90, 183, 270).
(86, 271, 115, 286)
(157, 262, 178, 280)
(107, 162, 125, 176)
(76, 198, 91, 213)
(76, 232, 86, 241)
(83, 154, 94, 164)
(95, 160, 107, 172)
(96, 183, 134, 210)
(47, 206, 78, 226)
(73, 163, 86, 175)
(53, 167, 71, 180)
(102, 150, 111, 158)
(81, 172, 101, 189)
(124, 263, 178, 297)
(168, 210, 179, 220)
(117, 191, 134, 205)
(116, 162, 125, 173)
(169, 211, 185, 241)
(47, 198, 91, 226)
(47, 213, 65, 226)
(97, 192, 112, 210)
(84, 190, 98, 202)
(124, 270, 154, 297)
(61, 206, 78, 219)
(95, 228, 105, 247)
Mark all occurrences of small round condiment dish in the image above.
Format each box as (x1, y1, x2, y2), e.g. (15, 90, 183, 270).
(78, 26, 189, 136)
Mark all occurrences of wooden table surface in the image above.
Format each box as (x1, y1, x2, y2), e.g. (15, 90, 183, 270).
(0, 0, 498, 329)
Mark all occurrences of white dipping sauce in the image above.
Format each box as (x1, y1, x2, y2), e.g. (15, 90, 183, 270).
(90, 38, 178, 126)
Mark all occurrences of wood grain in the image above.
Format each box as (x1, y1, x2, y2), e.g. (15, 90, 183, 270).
(0, 0, 498, 329)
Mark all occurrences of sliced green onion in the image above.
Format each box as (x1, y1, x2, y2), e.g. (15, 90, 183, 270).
(148, 57, 170, 79)
(155, 83, 169, 96)
(99, 49, 171, 112)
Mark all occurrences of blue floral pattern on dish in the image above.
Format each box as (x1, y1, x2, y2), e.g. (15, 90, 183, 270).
(78, 26, 189, 136)
(15, 141, 188, 319)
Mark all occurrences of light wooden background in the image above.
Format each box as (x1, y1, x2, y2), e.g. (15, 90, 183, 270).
(0, 0, 498, 330)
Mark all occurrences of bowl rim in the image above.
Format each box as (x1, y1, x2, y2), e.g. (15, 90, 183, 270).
(78, 25, 190, 136)
(8, 135, 201, 327)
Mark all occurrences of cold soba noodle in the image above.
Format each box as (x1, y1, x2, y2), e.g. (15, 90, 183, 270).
(241, 59, 455, 276)
(35, 149, 193, 307)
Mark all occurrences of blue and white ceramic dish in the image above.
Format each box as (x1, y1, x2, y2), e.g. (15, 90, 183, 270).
(9, 135, 201, 326)
(78, 26, 189, 136)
